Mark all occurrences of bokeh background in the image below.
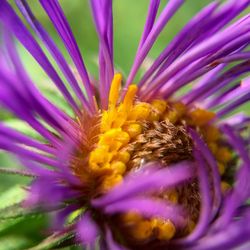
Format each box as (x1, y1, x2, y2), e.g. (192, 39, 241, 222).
(0, 1, 249, 249)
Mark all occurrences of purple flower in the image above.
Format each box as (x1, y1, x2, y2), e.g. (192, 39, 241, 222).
(0, 0, 250, 249)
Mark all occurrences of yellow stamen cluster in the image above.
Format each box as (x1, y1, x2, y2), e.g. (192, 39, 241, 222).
(88, 74, 168, 193)
(121, 212, 176, 241)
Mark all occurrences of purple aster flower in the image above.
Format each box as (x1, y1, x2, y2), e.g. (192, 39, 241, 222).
(0, 0, 250, 249)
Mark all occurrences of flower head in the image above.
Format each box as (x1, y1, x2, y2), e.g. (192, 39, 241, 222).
(0, 0, 250, 249)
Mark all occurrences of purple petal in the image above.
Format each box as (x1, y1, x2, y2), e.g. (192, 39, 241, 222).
(204, 81, 240, 109)
(216, 164, 250, 229)
(177, 150, 213, 243)
(0, 41, 78, 146)
(141, 15, 250, 99)
(190, 64, 225, 92)
(25, 176, 78, 207)
(138, 0, 160, 49)
(221, 124, 250, 168)
(77, 211, 99, 246)
(126, 0, 184, 87)
(207, 77, 250, 109)
(188, 210, 250, 250)
(190, 129, 221, 217)
(0, 88, 57, 144)
(215, 51, 250, 64)
(90, 0, 114, 109)
(104, 197, 186, 227)
(138, 1, 219, 89)
(219, 113, 250, 128)
(0, 0, 79, 112)
(93, 161, 194, 207)
(19, 159, 60, 177)
(184, 59, 250, 105)
(217, 92, 250, 118)
(0, 136, 59, 167)
(15, 0, 93, 114)
(2, 31, 75, 138)
(0, 123, 55, 155)
(39, 0, 96, 109)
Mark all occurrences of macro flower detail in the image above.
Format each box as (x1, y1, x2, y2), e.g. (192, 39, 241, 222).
(0, 0, 250, 250)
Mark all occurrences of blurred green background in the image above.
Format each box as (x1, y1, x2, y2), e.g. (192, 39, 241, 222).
(0, 1, 249, 249)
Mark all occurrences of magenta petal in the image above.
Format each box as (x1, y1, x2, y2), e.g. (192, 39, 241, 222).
(104, 197, 186, 227)
(15, 0, 93, 114)
(126, 0, 184, 87)
(39, 0, 95, 109)
(0, 0, 79, 112)
(190, 129, 221, 216)
(178, 150, 212, 243)
(93, 161, 194, 207)
(77, 211, 99, 246)
(89, 0, 114, 109)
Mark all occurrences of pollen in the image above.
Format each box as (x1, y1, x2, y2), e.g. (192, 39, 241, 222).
(215, 147, 232, 164)
(187, 220, 196, 233)
(162, 189, 179, 204)
(110, 161, 126, 174)
(201, 126, 220, 142)
(164, 102, 186, 124)
(221, 181, 231, 193)
(217, 162, 225, 175)
(109, 73, 122, 109)
(116, 151, 131, 163)
(188, 108, 215, 126)
(151, 99, 168, 114)
(121, 212, 142, 225)
(130, 220, 153, 241)
(129, 102, 151, 120)
(208, 142, 218, 154)
(153, 219, 176, 241)
(123, 123, 142, 138)
(100, 173, 123, 193)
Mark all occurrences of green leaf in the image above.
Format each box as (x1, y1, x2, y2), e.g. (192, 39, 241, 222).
(0, 214, 49, 249)
(0, 217, 25, 234)
(0, 202, 43, 221)
(0, 202, 66, 222)
(0, 185, 26, 210)
(0, 185, 27, 233)
(0, 235, 32, 250)
(28, 231, 76, 250)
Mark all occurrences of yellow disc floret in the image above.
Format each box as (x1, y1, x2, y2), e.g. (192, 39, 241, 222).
(153, 218, 176, 241)
(88, 73, 168, 193)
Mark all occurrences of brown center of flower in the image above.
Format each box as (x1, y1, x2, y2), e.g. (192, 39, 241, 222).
(126, 120, 193, 169)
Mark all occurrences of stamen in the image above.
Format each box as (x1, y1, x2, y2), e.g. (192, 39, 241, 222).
(109, 73, 122, 108)
(188, 108, 215, 126)
(123, 85, 138, 111)
(152, 218, 176, 241)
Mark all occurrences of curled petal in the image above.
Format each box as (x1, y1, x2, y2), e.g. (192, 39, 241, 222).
(93, 161, 194, 207)
(104, 197, 186, 227)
